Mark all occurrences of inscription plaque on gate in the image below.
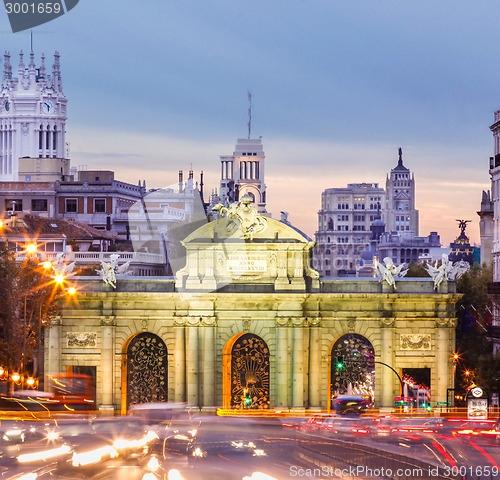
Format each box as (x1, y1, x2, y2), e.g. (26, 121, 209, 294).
(226, 254, 267, 273)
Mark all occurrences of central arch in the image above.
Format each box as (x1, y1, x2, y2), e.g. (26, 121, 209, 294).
(223, 333, 270, 409)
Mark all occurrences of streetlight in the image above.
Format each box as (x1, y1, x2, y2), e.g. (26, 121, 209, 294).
(0, 242, 77, 393)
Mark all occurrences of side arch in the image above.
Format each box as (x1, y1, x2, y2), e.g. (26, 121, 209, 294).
(120, 332, 168, 413)
(328, 333, 375, 409)
(222, 333, 270, 409)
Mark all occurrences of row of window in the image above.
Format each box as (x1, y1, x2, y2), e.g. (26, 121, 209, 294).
(321, 236, 367, 245)
(332, 225, 368, 231)
(5, 198, 108, 213)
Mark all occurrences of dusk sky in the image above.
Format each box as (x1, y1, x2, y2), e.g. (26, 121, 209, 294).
(1, 0, 498, 245)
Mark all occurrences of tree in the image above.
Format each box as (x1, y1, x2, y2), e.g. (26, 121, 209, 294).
(0, 250, 62, 382)
(405, 262, 430, 278)
(455, 263, 496, 395)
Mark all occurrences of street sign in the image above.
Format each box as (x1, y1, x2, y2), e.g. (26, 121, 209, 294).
(437, 402, 449, 406)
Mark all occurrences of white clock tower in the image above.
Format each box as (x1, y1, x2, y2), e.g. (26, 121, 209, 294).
(0, 50, 68, 181)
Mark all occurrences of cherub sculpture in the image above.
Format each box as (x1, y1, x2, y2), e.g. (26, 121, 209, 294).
(98, 254, 131, 289)
(52, 252, 76, 276)
(425, 253, 469, 289)
(374, 257, 408, 289)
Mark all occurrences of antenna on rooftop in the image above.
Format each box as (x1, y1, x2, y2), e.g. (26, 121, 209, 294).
(247, 90, 252, 139)
(30, 30, 33, 52)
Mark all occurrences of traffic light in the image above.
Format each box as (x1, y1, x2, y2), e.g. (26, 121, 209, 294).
(244, 393, 252, 406)
(336, 356, 345, 370)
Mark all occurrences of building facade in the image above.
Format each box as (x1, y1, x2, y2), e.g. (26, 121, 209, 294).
(314, 183, 385, 276)
(486, 110, 500, 354)
(384, 148, 419, 235)
(0, 51, 68, 182)
(378, 231, 441, 265)
(478, 190, 493, 267)
(46, 201, 458, 412)
(0, 170, 146, 238)
(217, 138, 267, 213)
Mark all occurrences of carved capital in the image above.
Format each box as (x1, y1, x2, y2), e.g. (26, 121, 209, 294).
(187, 317, 201, 327)
(275, 317, 290, 327)
(291, 317, 306, 327)
(100, 315, 116, 327)
(48, 315, 61, 326)
(306, 317, 321, 327)
(201, 316, 217, 326)
(435, 318, 456, 328)
(379, 317, 396, 328)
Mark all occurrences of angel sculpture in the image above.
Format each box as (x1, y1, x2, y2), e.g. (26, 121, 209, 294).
(52, 252, 76, 276)
(98, 254, 120, 289)
(98, 254, 132, 289)
(425, 254, 470, 289)
(374, 257, 408, 289)
(116, 260, 132, 275)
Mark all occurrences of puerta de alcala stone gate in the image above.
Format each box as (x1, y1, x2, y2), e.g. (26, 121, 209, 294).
(44, 201, 459, 412)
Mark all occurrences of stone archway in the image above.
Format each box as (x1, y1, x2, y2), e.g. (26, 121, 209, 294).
(329, 333, 375, 407)
(223, 333, 270, 409)
(121, 332, 168, 411)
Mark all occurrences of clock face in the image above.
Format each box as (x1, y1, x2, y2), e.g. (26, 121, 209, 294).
(3, 100, 10, 113)
(42, 100, 55, 114)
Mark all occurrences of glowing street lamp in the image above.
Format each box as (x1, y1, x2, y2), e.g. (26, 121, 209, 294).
(25, 243, 37, 255)
(26, 376, 36, 388)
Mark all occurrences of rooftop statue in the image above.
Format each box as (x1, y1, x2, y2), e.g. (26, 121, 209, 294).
(52, 252, 76, 276)
(374, 257, 408, 289)
(425, 253, 469, 289)
(213, 194, 267, 240)
(98, 254, 131, 289)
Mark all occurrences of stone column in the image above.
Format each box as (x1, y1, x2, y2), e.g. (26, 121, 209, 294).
(276, 318, 289, 407)
(202, 321, 215, 410)
(435, 321, 450, 404)
(45, 316, 62, 383)
(186, 324, 199, 406)
(174, 323, 186, 402)
(380, 318, 395, 408)
(292, 322, 304, 408)
(308, 319, 321, 408)
(99, 316, 116, 413)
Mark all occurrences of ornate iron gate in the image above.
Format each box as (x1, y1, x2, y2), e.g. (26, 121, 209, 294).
(331, 333, 375, 399)
(126, 332, 167, 407)
(230, 333, 270, 408)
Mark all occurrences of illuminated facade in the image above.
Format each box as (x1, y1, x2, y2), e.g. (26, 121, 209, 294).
(47, 201, 459, 411)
